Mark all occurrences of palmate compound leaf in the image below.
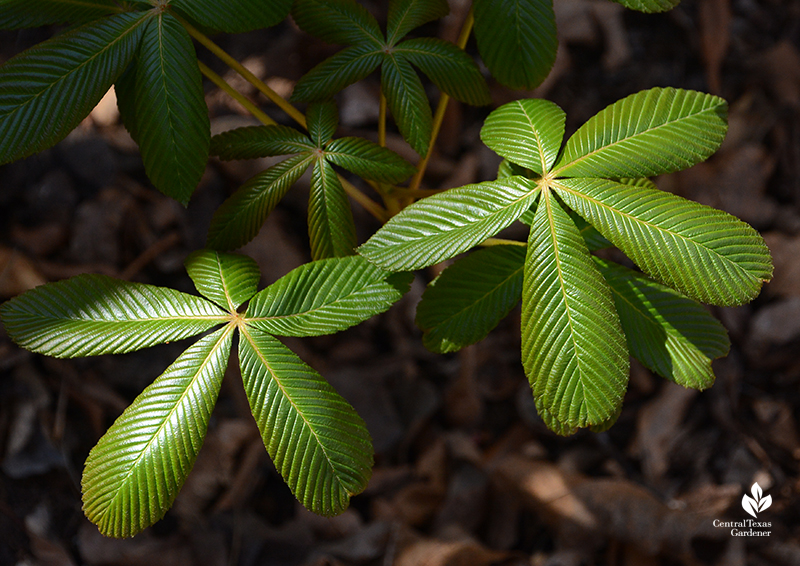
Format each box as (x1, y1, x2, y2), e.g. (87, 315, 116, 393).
(0, 274, 228, 358)
(185, 250, 261, 311)
(246, 255, 412, 337)
(553, 88, 728, 179)
(171, 0, 292, 33)
(0, 0, 121, 29)
(481, 98, 566, 175)
(386, 0, 449, 45)
(358, 176, 540, 271)
(522, 190, 629, 431)
(308, 158, 358, 259)
(472, 0, 557, 90)
(555, 177, 773, 306)
(594, 258, 729, 390)
(206, 153, 314, 251)
(238, 327, 373, 516)
(133, 12, 210, 204)
(82, 326, 234, 538)
(416, 245, 526, 353)
(0, 11, 148, 165)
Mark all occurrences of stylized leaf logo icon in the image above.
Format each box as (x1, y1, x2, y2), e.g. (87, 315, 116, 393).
(742, 482, 771, 518)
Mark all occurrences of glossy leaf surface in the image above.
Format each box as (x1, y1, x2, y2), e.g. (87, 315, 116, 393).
(185, 250, 261, 310)
(172, 0, 292, 33)
(325, 137, 416, 183)
(211, 125, 314, 159)
(308, 158, 358, 259)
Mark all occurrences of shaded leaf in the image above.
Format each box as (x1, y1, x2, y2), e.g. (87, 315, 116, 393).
(172, 0, 291, 33)
(206, 154, 314, 250)
(325, 137, 415, 183)
(555, 177, 773, 305)
(291, 44, 382, 102)
(185, 250, 261, 311)
(115, 60, 140, 143)
(308, 158, 358, 259)
(291, 0, 383, 47)
(135, 13, 209, 204)
(308, 101, 339, 147)
(522, 191, 628, 429)
(594, 258, 729, 390)
(387, 0, 449, 44)
(238, 327, 373, 516)
(211, 125, 314, 160)
(0, 0, 121, 29)
(246, 255, 412, 336)
(554, 88, 728, 178)
(358, 176, 539, 271)
(381, 54, 431, 155)
(472, 0, 557, 90)
(416, 245, 526, 353)
(396, 38, 491, 106)
(481, 98, 565, 174)
(82, 326, 234, 538)
(611, 0, 680, 13)
(0, 11, 148, 164)
(0, 274, 227, 358)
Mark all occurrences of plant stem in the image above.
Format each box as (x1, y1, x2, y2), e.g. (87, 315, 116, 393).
(177, 14, 308, 129)
(378, 90, 387, 147)
(480, 238, 526, 247)
(409, 9, 475, 193)
(198, 62, 276, 126)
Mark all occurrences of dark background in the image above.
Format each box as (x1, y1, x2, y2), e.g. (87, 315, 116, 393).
(1, 0, 799, 564)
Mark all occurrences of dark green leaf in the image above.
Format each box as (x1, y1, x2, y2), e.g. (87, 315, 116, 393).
(185, 250, 261, 310)
(307, 101, 339, 147)
(0, 11, 148, 165)
(416, 245, 526, 353)
(381, 54, 431, 155)
(206, 154, 314, 250)
(246, 255, 411, 336)
(135, 13, 209, 204)
(172, 0, 291, 33)
(521, 191, 628, 430)
(594, 258, 729, 390)
(0, 274, 227, 357)
(0, 0, 121, 29)
(555, 178, 774, 306)
(358, 176, 539, 271)
(238, 327, 373, 516)
(386, 0, 449, 45)
(115, 60, 139, 143)
(481, 98, 565, 174)
(611, 0, 680, 13)
(308, 158, 358, 259)
(472, 0, 557, 90)
(211, 125, 314, 160)
(291, 44, 382, 102)
(395, 38, 491, 106)
(82, 326, 233, 538)
(325, 137, 415, 183)
(291, 0, 383, 46)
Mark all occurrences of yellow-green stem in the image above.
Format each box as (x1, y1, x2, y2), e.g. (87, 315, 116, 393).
(481, 238, 526, 247)
(177, 14, 308, 129)
(198, 61, 276, 126)
(378, 90, 387, 147)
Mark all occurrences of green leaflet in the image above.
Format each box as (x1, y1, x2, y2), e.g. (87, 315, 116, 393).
(381, 54, 432, 156)
(82, 326, 234, 538)
(358, 177, 539, 271)
(594, 258, 729, 390)
(553, 88, 728, 178)
(211, 125, 314, 159)
(185, 250, 261, 311)
(555, 177, 773, 306)
(387, 0, 449, 45)
(308, 158, 358, 259)
(0, 274, 227, 357)
(481, 98, 565, 175)
(171, 0, 291, 33)
(395, 38, 491, 106)
(0, 0, 121, 29)
(206, 154, 314, 251)
(0, 11, 148, 165)
(416, 245, 526, 353)
(238, 327, 373, 516)
(518, 205, 611, 252)
(308, 101, 340, 147)
(290, 44, 383, 103)
(133, 12, 210, 204)
(115, 60, 140, 143)
(522, 191, 628, 430)
(325, 137, 416, 183)
(472, 0, 557, 90)
(611, 0, 680, 13)
(291, 0, 384, 46)
(246, 256, 411, 337)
